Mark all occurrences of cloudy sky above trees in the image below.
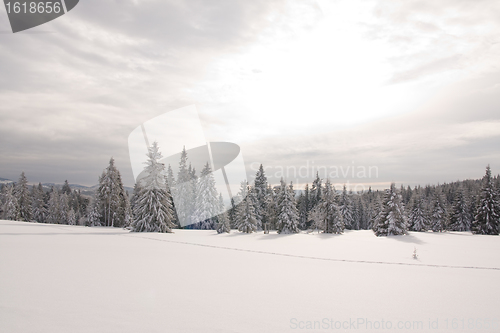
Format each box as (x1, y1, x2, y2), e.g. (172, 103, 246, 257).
(1, 0, 499, 189)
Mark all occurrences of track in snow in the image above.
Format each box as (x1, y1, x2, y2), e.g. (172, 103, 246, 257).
(122, 233, 500, 271)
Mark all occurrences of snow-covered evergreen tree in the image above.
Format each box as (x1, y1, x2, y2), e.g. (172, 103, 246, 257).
(61, 180, 72, 195)
(299, 184, 310, 229)
(14, 172, 32, 222)
(449, 187, 471, 231)
(350, 190, 361, 230)
(228, 197, 237, 229)
(2, 185, 19, 221)
(253, 164, 268, 227)
(47, 188, 61, 224)
(264, 184, 278, 231)
(31, 183, 47, 223)
(188, 164, 198, 226)
(216, 194, 231, 234)
(194, 162, 220, 230)
(297, 191, 307, 230)
(401, 185, 412, 205)
(248, 186, 263, 230)
(87, 199, 102, 227)
(166, 164, 176, 190)
(132, 142, 176, 233)
(73, 189, 89, 222)
(67, 208, 77, 225)
(373, 183, 408, 236)
(310, 179, 344, 233)
(496, 174, 500, 195)
(276, 180, 300, 234)
(59, 193, 70, 224)
(309, 173, 322, 210)
(472, 165, 500, 235)
(174, 147, 196, 227)
(369, 193, 383, 230)
(339, 185, 354, 229)
(235, 181, 258, 233)
(97, 158, 129, 227)
(408, 193, 429, 232)
(116, 171, 131, 227)
(357, 195, 369, 230)
(0, 184, 5, 211)
(130, 183, 141, 213)
(164, 165, 179, 227)
(430, 187, 448, 232)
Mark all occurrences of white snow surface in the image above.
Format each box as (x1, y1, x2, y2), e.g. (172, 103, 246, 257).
(1, 220, 499, 333)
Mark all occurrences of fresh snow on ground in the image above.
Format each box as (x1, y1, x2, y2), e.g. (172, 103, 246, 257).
(0, 220, 499, 333)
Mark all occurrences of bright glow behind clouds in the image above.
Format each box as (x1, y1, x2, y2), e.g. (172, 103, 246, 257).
(193, 0, 500, 146)
(192, 0, 449, 143)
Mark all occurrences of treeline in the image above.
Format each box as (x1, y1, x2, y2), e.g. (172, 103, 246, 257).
(0, 174, 89, 225)
(133, 145, 500, 236)
(246, 165, 500, 235)
(0, 158, 131, 227)
(1, 147, 499, 236)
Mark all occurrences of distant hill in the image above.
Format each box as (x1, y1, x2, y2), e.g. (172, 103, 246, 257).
(0, 178, 133, 196)
(40, 183, 134, 197)
(0, 178, 14, 185)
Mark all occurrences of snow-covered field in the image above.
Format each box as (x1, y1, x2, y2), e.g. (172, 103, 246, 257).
(1, 220, 499, 333)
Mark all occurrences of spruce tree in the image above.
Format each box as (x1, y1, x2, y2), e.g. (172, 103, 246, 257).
(0, 184, 5, 212)
(47, 188, 61, 224)
(430, 187, 447, 232)
(166, 164, 176, 190)
(297, 191, 308, 230)
(130, 183, 142, 213)
(227, 197, 237, 229)
(235, 181, 258, 233)
(216, 194, 231, 234)
(74, 189, 89, 221)
(175, 147, 196, 227)
(496, 174, 500, 195)
(14, 172, 32, 222)
(357, 195, 369, 230)
(248, 186, 263, 230)
(115, 171, 131, 227)
(369, 192, 384, 230)
(449, 187, 471, 231)
(59, 193, 70, 224)
(131, 142, 176, 233)
(32, 183, 47, 223)
(87, 199, 102, 226)
(309, 173, 322, 210)
(302, 184, 311, 228)
(67, 208, 77, 225)
(61, 180, 72, 195)
(373, 183, 408, 236)
(276, 180, 300, 234)
(2, 185, 19, 221)
(310, 179, 344, 233)
(408, 193, 429, 232)
(253, 164, 268, 227)
(339, 185, 354, 229)
(194, 162, 220, 230)
(350, 190, 361, 230)
(472, 165, 500, 235)
(96, 158, 129, 227)
(264, 184, 278, 231)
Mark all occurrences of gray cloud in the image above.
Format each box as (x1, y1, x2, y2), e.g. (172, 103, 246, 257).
(0, 0, 294, 185)
(1, 0, 499, 191)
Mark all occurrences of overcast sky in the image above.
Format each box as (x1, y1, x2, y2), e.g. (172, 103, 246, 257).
(1, 0, 499, 190)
